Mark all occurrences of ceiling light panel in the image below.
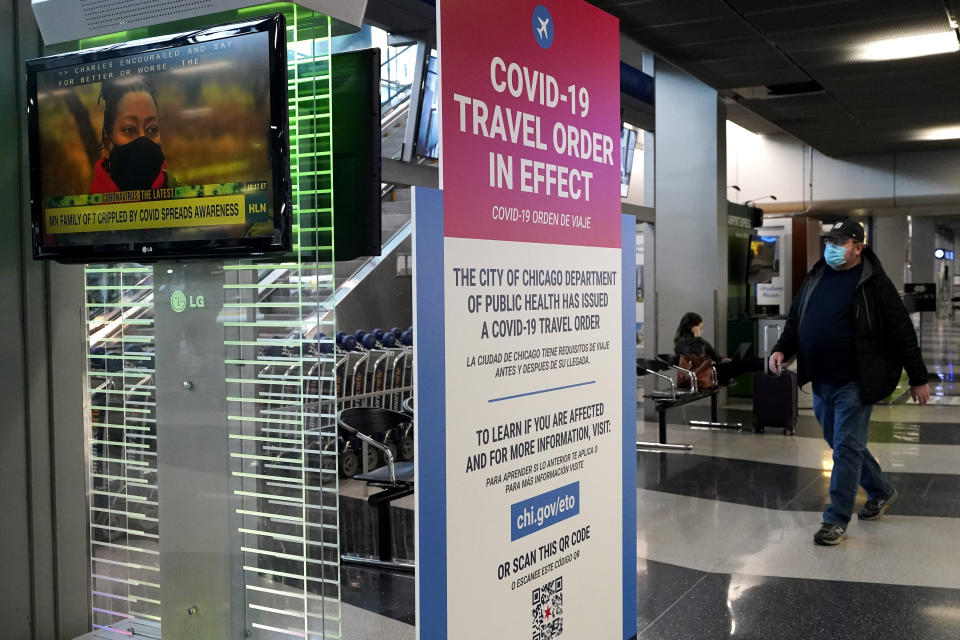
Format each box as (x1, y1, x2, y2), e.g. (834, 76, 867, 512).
(849, 31, 959, 62)
(912, 125, 960, 140)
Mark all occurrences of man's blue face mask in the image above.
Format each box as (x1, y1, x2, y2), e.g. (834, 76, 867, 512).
(824, 242, 848, 269)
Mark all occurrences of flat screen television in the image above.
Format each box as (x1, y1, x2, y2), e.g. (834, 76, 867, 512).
(747, 235, 778, 284)
(330, 48, 382, 261)
(620, 126, 637, 198)
(414, 54, 439, 159)
(26, 14, 291, 263)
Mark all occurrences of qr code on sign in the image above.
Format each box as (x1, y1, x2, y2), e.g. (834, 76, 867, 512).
(531, 577, 563, 640)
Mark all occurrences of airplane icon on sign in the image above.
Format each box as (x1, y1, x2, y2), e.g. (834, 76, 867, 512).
(532, 5, 554, 48)
(536, 16, 550, 40)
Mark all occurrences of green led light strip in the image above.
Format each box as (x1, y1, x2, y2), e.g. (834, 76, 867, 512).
(222, 7, 340, 638)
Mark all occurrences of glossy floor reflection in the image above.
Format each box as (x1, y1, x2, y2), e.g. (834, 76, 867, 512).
(341, 564, 415, 625)
(638, 451, 960, 518)
(641, 567, 960, 640)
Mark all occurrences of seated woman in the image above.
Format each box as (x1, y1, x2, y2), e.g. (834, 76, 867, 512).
(674, 312, 763, 385)
(674, 312, 728, 363)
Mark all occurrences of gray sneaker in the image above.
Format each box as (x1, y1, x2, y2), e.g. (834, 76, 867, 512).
(814, 522, 847, 546)
(858, 488, 899, 521)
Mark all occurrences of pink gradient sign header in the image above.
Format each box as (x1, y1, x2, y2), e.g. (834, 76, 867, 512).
(439, 0, 621, 248)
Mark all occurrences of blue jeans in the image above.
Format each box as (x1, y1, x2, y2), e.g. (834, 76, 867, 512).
(812, 380, 894, 526)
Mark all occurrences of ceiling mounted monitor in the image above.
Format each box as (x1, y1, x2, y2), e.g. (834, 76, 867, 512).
(27, 15, 292, 263)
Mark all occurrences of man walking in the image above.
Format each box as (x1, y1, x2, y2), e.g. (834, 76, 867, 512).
(769, 220, 929, 546)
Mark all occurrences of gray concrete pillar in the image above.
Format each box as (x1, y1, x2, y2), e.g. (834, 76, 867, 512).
(642, 222, 656, 359)
(873, 216, 908, 291)
(909, 217, 936, 284)
(653, 61, 726, 355)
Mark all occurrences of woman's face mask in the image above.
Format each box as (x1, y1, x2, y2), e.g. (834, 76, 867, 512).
(824, 241, 848, 269)
(108, 136, 164, 191)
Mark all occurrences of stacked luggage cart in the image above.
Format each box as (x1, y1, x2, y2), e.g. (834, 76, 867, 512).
(327, 327, 414, 477)
(331, 327, 416, 570)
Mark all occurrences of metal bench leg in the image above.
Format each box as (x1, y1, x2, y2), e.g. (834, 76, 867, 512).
(636, 407, 693, 452)
(689, 393, 743, 432)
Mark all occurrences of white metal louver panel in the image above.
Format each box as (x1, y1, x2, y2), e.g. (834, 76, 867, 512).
(30, 0, 366, 45)
(78, 0, 216, 34)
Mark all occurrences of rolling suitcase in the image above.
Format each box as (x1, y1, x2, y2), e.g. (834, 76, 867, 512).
(753, 370, 798, 435)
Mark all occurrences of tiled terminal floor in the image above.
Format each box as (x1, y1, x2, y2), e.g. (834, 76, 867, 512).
(339, 320, 960, 639)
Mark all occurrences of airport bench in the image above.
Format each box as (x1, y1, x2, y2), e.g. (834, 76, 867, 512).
(636, 357, 742, 451)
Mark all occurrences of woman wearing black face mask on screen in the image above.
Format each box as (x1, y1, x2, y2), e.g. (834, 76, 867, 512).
(90, 78, 176, 193)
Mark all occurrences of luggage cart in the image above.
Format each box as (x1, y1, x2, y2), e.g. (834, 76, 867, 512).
(334, 345, 414, 476)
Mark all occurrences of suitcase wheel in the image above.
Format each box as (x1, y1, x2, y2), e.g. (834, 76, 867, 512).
(783, 427, 795, 436)
(752, 422, 765, 434)
(339, 448, 359, 478)
(399, 435, 415, 461)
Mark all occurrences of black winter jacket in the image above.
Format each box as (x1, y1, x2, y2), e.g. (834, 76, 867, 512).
(772, 246, 928, 404)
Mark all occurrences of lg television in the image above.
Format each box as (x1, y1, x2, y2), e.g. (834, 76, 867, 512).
(620, 126, 637, 198)
(27, 15, 291, 262)
(414, 54, 439, 159)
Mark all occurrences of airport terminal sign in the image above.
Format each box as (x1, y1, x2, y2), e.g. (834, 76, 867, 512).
(416, 2, 633, 639)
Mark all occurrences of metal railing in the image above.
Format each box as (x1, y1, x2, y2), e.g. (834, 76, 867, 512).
(380, 44, 416, 118)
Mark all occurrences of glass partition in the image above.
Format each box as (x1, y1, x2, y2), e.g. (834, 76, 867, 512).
(82, 6, 339, 639)
(85, 265, 161, 637)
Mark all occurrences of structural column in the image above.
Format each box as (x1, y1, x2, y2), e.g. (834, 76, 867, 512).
(1, 0, 88, 637)
(909, 217, 936, 285)
(873, 216, 908, 291)
(653, 61, 727, 354)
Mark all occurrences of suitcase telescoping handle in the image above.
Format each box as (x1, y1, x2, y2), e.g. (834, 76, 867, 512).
(763, 323, 783, 359)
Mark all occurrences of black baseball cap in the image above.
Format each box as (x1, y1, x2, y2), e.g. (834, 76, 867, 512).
(823, 220, 865, 243)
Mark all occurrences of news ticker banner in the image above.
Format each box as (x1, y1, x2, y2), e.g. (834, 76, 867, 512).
(415, 1, 635, 639)
(44, 182, 269, 234)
